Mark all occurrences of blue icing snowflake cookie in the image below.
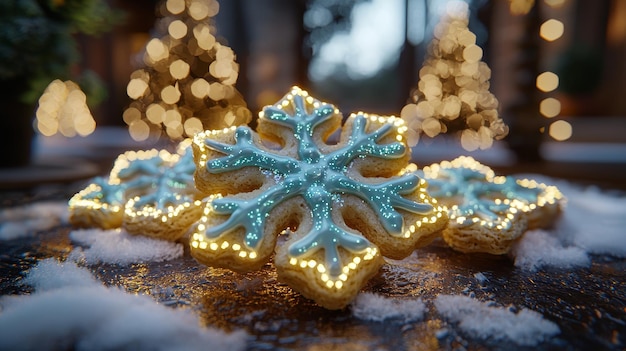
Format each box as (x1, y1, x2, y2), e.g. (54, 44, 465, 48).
(419, 156, 564, 254)
(190, 86, 448, 309)
(69, 141, 202, 241)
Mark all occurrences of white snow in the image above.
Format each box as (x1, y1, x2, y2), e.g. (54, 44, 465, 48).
(0, 259, 247, 351)
(434, 294, 560, 346)
(512, 229, 590, 271)
(351, 292, 426, 323)
(556, 185, 626, 257)
(0, 202, 68, 240)
(510, 176, 626, 271)
(22, 257, 99, 291)
(68, 228, 183, 265)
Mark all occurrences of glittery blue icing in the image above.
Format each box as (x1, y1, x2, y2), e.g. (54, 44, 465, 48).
(130, 149, 196, 209)
(418, 165, 529, 229)
(96, 148, 196, 210)
(202, 88, 434, 277)
(499, 177, 542, 203)
(82, 177, 125, 205)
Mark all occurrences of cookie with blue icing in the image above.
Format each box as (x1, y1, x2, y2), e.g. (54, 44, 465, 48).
(120, 144, 203, 241)
(190, 87, 448, 309)
(69, 142, 202, 241)
(69, 176, 126, 229)
(419, 156, 563, 254)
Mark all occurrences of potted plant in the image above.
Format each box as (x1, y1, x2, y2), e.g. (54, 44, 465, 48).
(0, 0, 121, 167)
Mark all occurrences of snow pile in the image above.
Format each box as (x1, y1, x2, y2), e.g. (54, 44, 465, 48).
(68, 228, 184, 265)
(22, 257, 99, 290)
(557, 186, 626, 257)
(0, 259, 247, 351)
(0, 202, 68, 240)
(352, 292, 426, 323)
(511, 179, 626, 271)
(434, 294, 560, 346)
(512, 229, 590, 271)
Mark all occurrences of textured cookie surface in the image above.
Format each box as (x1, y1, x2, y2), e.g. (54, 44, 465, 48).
(419, 156, 564, 254)
(69, 177, 125, 229)
(190, 86, 447, 309)
(69, 142, 201, 241)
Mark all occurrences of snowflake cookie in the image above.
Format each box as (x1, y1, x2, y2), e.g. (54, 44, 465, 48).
(69, 142, 202, 241)
(419, 156, 563, 254)
(190, 86, 448, 309)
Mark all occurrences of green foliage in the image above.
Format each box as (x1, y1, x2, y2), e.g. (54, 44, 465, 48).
(0, 0, 123, 103)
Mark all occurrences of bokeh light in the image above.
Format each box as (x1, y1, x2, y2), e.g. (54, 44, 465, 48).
(539, 98, 561, 118)
(508, 0, 535, 15)
(124, 0, 251, 141)
(544, 0, 567, 8)
(536, 72, 559, 92)
(540, 19, 564, 42)
(36, 80, 96, 137)
(549, 120, 573, 141)
(401, 1, 508, 150)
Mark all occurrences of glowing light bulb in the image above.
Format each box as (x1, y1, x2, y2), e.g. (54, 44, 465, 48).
(549, 120, 572, 141)
(540, 19, 565, 42)
(536, 72, 559, 92)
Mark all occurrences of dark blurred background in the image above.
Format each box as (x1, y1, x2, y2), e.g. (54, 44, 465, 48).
(2, 0, 625, 189)
(83, 1, 626, 118)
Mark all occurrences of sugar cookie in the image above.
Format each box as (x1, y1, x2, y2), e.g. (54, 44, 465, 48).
(419, 156, 563, 254)
(190, 86, 447, 309)
(69, 177, 125, 229)
(69, 142, 201, 241)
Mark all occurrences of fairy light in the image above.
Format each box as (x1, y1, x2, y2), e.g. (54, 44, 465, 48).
(287, 247, 379, 290)
(536, 72, 559, 92)
(124, 0, 251, 141)
(36, 80, 97, 137)
(189, 195, 260, 261)
(68, 182, 124, 229)
(548, 120, 573, 141)
(539, 98, 561, 118)
(540, 19, 565, 42)
(536, 3, 572, 141)
(401, 1, 508, 150)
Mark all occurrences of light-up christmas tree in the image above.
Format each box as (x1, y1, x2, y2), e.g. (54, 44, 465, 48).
(401, 1, 508, 151)
(123, 0, 251, 142)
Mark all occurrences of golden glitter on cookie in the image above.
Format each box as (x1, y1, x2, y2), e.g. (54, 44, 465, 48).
(190, 86, 447, 309)
(69, 141, 202, 241)
(419, 156, 564, 254)
(501, 177, 564, 229)
(69, 177, 125, 229)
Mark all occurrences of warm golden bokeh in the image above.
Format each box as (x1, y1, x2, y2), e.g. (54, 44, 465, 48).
(540, 19, 565, 42)
(36, 80, 96, 137)
(549, 120, 573, 141)
(402, 1, 508, 151)
(123, 0, 251, 141)
(539, 98, 561, 118)
(536, 72, 559, 92)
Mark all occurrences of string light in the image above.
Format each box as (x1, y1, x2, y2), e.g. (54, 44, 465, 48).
(535, 3, 572, 141)
(536, 72, 559, 92)
(36, 80, 96, 137)
(401, 1, 508, 151)
(548, 120, 572, 141)
(124, 0, 251, 141)
(539, 98, 561, 118)
(540, 19, 565, 42)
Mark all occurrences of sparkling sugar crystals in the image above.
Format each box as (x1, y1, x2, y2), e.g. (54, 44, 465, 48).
(69, 142, 202, 241)
(189, 86, 448, 309)
(418, 156, 564, 254)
